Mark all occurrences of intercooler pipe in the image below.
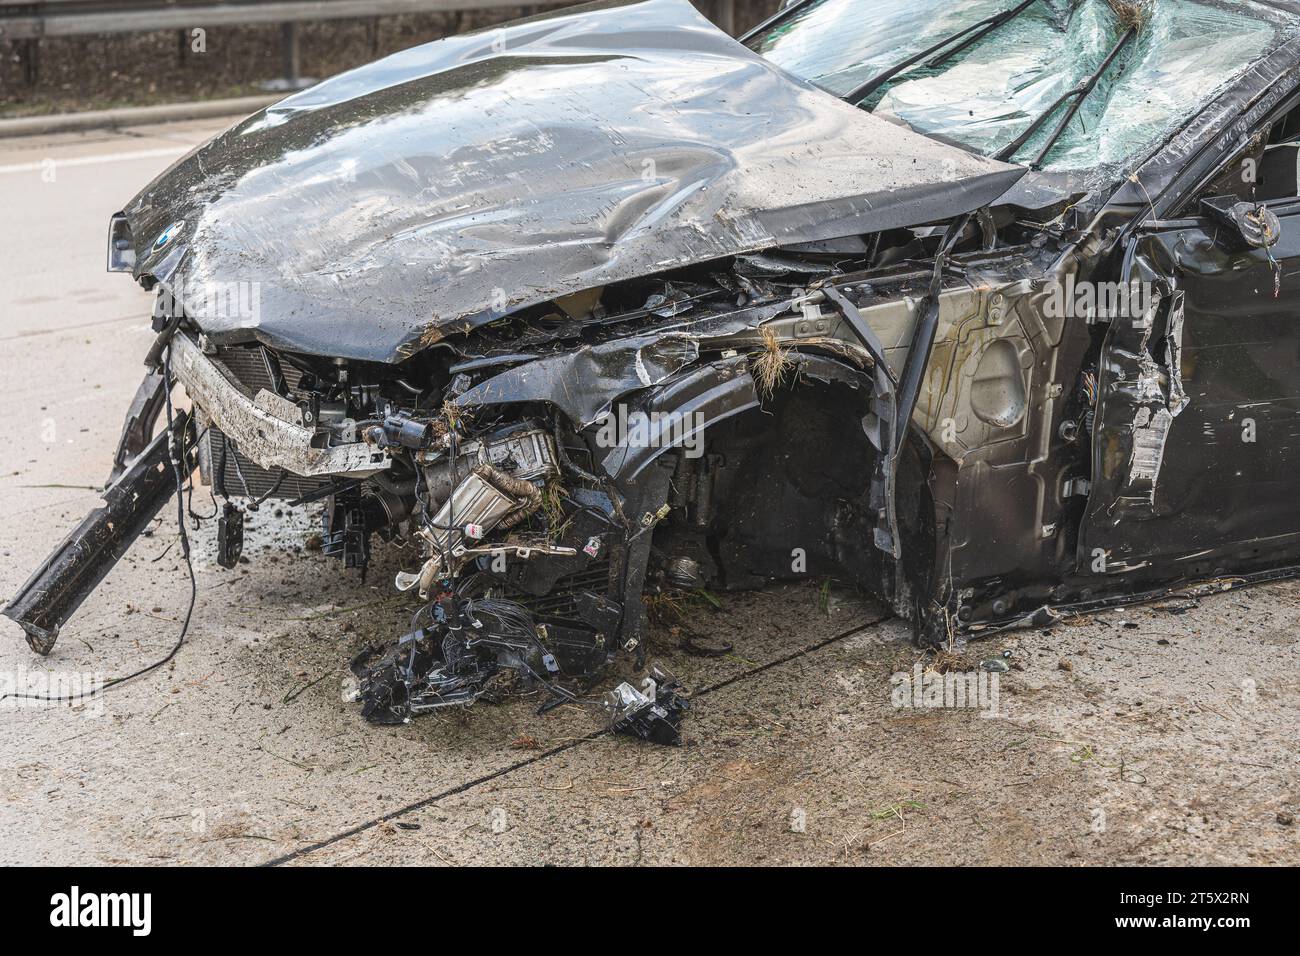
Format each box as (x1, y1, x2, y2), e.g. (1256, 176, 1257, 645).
(483, 463, 543, 529)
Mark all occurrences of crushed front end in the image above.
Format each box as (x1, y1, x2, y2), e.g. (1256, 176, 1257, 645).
(4, 0, 1034, 725)
(19, 0, 1300, 735)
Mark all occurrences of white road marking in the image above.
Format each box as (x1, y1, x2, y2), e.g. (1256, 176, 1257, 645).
(0, 145, 190, 176)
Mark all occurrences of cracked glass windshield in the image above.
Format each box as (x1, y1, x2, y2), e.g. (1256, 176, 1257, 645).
(748, 0, 1300, 180)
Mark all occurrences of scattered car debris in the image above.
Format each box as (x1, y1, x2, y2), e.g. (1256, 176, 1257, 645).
(346, 593, 599, 724)
(602, 665, 690, 746)
(8, 0, 1300, 739)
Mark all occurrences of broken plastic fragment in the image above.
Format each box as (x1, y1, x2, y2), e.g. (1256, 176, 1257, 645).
(216, 502, 244, 570)
(603, 664, 689, 746)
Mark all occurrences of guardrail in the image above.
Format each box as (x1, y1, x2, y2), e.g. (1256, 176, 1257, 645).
(1, 0, 740, 86)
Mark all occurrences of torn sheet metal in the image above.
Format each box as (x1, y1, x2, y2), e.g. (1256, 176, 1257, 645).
(120, 0, 1022, 362)
(1122, 286, 1187, 496)
(455, 333, 701, 427)
(1164, 289, 1187, 416)
(1093, 280, 1188, 511)
(1128, 405, 1175, 486)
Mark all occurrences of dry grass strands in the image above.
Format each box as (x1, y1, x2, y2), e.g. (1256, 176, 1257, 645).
(751, 324, 794, 398)
(1107, 0, 1152, 31)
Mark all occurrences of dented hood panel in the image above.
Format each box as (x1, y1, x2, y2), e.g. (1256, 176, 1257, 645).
(123, 0, 1023, 362)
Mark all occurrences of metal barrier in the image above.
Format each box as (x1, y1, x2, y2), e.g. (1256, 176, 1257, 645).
(1, 1, 739, 86)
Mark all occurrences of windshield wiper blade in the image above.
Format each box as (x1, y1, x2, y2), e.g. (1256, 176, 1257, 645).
(739, 0, 822, 44)
(844, 0, 1041, 107)
(993, 23, 1138, 168)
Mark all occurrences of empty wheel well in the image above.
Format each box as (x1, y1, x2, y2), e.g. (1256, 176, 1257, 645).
(650, 372, 901, 597)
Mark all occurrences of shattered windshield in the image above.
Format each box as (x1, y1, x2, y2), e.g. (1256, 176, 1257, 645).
(747, 0, 1300, 182)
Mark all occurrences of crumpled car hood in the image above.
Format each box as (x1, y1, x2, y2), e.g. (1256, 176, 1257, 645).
(123, 0, 1023, 362)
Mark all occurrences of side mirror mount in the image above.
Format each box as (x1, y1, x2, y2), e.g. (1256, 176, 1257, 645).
(1200, 195, 1281, 249)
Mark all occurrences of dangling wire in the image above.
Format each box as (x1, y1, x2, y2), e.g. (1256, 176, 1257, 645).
(186, 439, 218, 524)
(0, 342, 199, 707)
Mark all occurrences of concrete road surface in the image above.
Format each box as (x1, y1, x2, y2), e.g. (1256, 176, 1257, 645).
(1, 120, 1297, 866)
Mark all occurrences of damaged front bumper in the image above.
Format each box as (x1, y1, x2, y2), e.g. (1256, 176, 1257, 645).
(4, 410, 196, 653)
(172, 333, 393, 479)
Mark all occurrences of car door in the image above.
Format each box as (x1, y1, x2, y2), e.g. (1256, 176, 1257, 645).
(1078, 191, 1300, 578)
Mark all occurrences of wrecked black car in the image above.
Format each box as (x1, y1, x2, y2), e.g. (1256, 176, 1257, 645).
(9, 0, 1300, 725)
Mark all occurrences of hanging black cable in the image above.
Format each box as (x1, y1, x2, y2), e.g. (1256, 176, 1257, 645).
(0, 344, 199, 707)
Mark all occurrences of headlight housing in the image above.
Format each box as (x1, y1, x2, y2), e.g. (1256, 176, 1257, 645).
(107, 212, 134, 273)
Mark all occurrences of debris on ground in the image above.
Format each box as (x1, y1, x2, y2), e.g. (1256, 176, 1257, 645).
(603, 664, 690, 746)
(1155, 599, 1200, 615)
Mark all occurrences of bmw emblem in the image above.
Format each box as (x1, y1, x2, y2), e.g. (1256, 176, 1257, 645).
(154, 219, 185, 250)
